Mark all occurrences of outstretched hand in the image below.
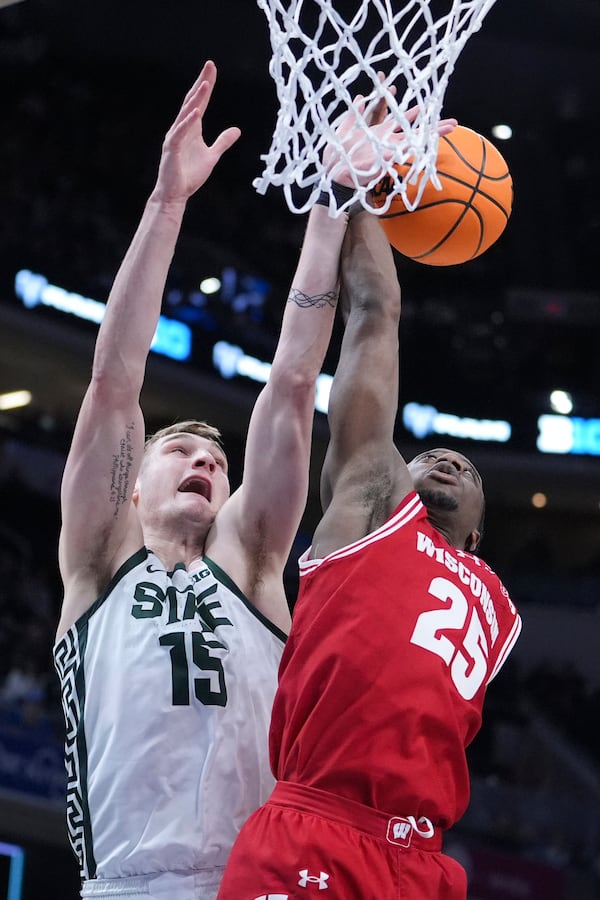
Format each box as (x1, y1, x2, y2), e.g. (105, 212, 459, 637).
(153, 60, 241, 206)
(323, 74, 457, 188)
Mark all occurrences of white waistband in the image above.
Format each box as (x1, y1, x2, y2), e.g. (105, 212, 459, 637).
(81, 868, 225, 897)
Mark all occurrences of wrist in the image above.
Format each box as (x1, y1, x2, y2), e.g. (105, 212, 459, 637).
(316, 182, 362, 217)
(147, 187, 188, 214)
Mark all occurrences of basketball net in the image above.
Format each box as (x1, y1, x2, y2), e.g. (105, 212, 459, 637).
(255, 0, 499, 215)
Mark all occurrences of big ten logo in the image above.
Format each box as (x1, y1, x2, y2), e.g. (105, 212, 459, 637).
(537, 414, 600, 456)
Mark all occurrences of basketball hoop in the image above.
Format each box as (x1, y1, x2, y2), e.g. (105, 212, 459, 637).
(255, 0, 499, 215)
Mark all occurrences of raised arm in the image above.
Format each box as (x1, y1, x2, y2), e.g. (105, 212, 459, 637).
(308, 104, 458, 559)
(204, 202, 346, 626)
(309, 209, 412, 560)
(206, 96, 411, 624)
(57, 62, 240, 639)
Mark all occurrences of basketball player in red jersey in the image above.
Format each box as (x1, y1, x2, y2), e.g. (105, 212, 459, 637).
(217, 206, 522, 898)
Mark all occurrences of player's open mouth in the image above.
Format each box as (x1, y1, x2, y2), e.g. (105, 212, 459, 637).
(178, 476, 211, 501)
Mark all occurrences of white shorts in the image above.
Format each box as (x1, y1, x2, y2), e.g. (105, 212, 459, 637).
(80, 869, 225, 900)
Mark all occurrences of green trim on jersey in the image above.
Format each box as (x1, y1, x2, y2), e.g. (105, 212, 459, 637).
(73, 616, 96, 878)
(204, 556, 287, 644)
(90, 547, 150, 623)
(54, 547, 149, 880)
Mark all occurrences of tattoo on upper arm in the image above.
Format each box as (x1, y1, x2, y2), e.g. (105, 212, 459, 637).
(289, 288, 338, 309)
(109, 422, 135, 517)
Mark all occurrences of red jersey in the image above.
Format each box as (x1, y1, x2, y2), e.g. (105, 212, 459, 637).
(270, 491, 521, 830)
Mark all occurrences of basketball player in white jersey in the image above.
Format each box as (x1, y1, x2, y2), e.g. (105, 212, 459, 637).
(52, 62, 413, 900)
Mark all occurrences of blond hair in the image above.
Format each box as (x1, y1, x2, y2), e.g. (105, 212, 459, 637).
(144, 420, 225, 454)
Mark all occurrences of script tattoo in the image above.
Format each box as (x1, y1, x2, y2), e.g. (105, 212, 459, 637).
(288, 287, 338, 309)
(109, 422, 135, 517)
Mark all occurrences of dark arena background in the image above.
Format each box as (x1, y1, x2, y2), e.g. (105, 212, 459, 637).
(1, 1, 599, 897)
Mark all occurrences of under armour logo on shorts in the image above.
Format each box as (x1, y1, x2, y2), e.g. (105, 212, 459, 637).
(298, 868, 330, 889)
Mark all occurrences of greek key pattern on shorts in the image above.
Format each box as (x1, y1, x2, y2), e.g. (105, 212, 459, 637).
(54, 626, 91, 878)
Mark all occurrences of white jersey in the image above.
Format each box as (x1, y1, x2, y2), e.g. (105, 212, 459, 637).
(53, 548, 285, 882)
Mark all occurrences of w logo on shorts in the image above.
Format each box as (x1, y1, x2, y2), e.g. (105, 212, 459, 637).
(386, 816, 414, 848)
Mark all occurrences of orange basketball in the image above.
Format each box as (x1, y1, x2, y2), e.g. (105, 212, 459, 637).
(373, 126, 513, 266)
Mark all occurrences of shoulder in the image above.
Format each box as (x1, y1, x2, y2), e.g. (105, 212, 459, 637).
(306, 490, 424, 566)
(56, 543, 149, 642)
(204, 539, 291, 637)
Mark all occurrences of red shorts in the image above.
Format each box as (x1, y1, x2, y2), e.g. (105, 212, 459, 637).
(217, 782, 467, 899)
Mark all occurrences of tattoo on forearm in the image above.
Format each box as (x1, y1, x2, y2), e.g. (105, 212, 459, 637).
(288, 288, 338, 309)
(109, 422, 135, 517)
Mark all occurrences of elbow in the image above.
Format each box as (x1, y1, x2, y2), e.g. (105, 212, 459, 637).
(269, 362, 319, 411)
(88, 365, 140, 410)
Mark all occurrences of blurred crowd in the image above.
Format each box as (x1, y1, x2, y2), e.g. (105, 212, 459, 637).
(0, 473, 62, 744)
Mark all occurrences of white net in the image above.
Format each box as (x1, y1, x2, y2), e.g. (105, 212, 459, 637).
(255, 0, 499, 215)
